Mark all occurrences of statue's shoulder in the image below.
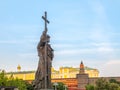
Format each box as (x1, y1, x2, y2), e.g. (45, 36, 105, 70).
(47, 44, 54, 51)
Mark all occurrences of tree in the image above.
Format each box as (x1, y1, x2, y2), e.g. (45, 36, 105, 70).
(0, 71, 28, 90)
(85, 84, 95, 90)
(0, 70, 8, 86)
(109, 79, 120, 85)
(25, 81, 34, 90)
(95, 78, 120, 90)
(11, 78, 27, 90)
(95, 78, 109, 90)
(108, 83, 119, 90)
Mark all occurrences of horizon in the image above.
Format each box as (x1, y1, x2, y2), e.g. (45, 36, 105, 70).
(0, 0, 120, 77)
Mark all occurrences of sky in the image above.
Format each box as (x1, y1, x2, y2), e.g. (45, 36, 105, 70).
(0, 0, 120, 77)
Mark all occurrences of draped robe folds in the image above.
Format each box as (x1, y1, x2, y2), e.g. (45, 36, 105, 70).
(33, 30, 54, 90)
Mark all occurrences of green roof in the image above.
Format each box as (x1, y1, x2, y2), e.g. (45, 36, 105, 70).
(85, 66, 98, 71)
(7, 71, 35, 74)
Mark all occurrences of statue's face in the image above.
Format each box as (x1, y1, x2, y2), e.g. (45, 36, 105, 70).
(47, 38, 50, 43)
(47, 35, 50, 43)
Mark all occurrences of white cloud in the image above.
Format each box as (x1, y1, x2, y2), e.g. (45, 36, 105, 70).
(54, 45, 114, 56)
(92, 42, 110, 46)
(106, 60, 120, 65)
(54, 48, 95, 56)
(0, 40, 21, 44)
(97, 46, 113, 52)
(18, 53, 37, 58)
(90, 25, 109, 42)
(53, 44, 73, 48)
(0, 38, 38, 45)
(100, 60, 120, 76)
(92, 42, 114, 53)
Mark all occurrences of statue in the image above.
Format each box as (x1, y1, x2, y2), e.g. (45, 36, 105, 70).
(33, 12, 54, 90)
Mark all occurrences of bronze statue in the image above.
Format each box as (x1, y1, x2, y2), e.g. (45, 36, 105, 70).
(33, 12, 54, 90)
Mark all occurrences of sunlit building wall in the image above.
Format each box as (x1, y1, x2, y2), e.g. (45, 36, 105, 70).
(6, 65, 99, 81)
(51, 66, 99, 79)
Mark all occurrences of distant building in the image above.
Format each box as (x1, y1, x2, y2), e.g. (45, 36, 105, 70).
(51, 65, 99, 79)
(77, 61, 89, 89)
(6, 64, 99, 81)
(76, 61, 120, 90)
(6, 62, 120, 90)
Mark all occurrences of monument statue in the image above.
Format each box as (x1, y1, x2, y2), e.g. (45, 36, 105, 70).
(33, 12, 54, 90)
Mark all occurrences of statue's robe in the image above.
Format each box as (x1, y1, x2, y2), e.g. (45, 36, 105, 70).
(33, 30, 54, 90)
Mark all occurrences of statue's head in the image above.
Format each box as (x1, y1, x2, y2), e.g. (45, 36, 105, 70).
(43, 30, 47, 35)
(47, 35, 50, 43)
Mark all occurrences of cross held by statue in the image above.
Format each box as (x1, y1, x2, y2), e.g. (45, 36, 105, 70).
(42, 11, 50, 30)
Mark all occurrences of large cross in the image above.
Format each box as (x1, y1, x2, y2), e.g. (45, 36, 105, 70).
(42, 11, 50, 89)
(42, 11, 50, 29)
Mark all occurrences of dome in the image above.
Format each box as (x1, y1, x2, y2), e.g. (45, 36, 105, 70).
(17, 65, 21, 71)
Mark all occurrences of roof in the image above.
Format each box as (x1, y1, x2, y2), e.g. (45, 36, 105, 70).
(85, 66, 98, 71)
(7, 71, 35, 74)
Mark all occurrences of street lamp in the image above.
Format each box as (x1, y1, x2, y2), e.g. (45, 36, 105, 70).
(64, 85, 67, 90)
(53, 82, 58, 90)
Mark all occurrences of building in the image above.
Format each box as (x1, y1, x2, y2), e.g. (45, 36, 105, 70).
(77, 61, 89, 89)
(6, 64, 99, 81)
(51, 65, 99, 79)
(6, 62, 120, 90)
(5, 64, 98, 90)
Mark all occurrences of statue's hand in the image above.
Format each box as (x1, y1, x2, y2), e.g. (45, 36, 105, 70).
(45, 28, 48, 33)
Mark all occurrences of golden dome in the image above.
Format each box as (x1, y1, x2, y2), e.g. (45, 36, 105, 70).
(17, 65, 21, 71)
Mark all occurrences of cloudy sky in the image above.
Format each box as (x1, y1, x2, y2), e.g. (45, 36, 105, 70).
(0, 0, 120, 77)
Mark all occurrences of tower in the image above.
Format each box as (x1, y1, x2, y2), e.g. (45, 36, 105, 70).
(77, 61, 89, 90)
(79, 61, 85, 74)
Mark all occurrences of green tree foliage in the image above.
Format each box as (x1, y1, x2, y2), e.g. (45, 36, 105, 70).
(109, 79, 120, 90)
(94, 78, 120, 90)
(95, 78, 109, 90)
(109, 79, 120, 85)
(0, 71, 33, 90)
(118, 87, 120, 90)
(108, 83, 119, 90)
(25, 81, 34, 90)
(85, 84, 95, 90)
(0, 70, 8, 86)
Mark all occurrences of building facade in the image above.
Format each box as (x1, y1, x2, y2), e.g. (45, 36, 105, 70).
(7, 64, 99, 80)
(51, 65, 99, 79)
(6, 63, 120, 90)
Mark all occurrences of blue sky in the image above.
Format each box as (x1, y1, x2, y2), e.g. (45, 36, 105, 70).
(0, 0, 120, 76)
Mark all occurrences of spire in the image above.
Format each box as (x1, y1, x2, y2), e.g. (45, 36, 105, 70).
(79, 61, 85, 74)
